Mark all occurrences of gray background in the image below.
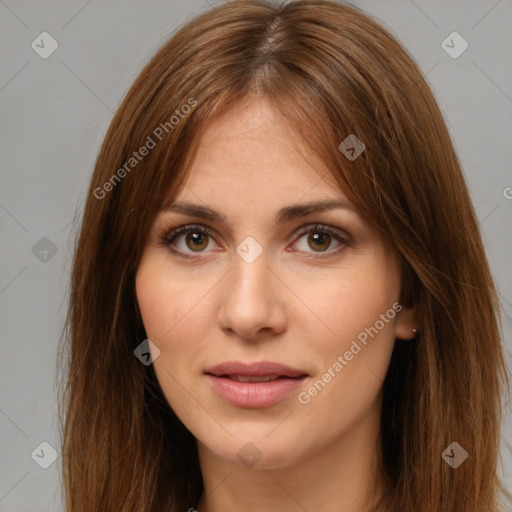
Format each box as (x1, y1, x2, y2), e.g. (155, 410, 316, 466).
(1, 0, 511, 510)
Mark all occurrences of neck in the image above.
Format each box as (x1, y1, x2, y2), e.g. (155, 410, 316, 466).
(195, 400, 386, 512)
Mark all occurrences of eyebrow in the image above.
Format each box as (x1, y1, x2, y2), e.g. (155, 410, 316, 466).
(160, 198, 358, 224)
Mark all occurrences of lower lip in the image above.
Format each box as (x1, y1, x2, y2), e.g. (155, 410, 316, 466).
(206, 375, 306, 408)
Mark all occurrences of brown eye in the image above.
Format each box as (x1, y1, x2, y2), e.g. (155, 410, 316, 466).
(161, 223, 350, 260)
(185, 232, 209, 251)
(160, 224, 216, 256)
(292, 224, 350, 258)
(307, 232, 331, 252)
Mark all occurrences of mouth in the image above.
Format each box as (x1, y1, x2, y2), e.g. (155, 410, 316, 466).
(204, 361, 308, 408)
(218, 374, 301, 383)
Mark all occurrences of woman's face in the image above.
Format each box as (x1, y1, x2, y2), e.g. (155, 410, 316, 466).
(136, 97, 416, 470)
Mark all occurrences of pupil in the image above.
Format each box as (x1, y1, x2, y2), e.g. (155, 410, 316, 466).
(309, 232, 330, 251)
(184, 232, 331, 253)
(187, 233, 207, 251)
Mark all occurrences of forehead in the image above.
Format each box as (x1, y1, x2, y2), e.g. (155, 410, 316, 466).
(179, 97, 344, 208)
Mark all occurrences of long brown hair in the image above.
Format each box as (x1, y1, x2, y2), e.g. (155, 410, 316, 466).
(57, 1, 510, 510)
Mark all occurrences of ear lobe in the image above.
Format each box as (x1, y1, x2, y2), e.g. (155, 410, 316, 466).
(394, 305, 419, 340)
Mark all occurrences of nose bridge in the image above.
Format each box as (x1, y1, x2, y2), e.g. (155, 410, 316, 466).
(229, 233, 270, 290)
(229, 244, 271, 301)
(218, 243, 285, 339)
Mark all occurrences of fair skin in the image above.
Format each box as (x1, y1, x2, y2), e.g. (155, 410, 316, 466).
(136, 96, 417, 512)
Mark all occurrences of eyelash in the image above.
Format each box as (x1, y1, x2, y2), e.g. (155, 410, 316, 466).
(156, 223, 351, 260)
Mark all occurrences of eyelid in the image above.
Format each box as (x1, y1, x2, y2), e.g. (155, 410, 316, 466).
(293, 223, 351, 244)
(158, 222, 351, 258)
(161, 223, 215, 245)
(159, 224, 217, 260)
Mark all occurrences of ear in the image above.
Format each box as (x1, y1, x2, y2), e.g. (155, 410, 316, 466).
(394, 304, 419, 340)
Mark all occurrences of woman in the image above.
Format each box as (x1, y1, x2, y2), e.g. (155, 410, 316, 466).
(58, 1, 510, 511)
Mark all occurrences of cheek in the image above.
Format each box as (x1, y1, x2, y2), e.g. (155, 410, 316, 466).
(135, 259, 206, 414)
(135, 256, 215, 377)
(135, 268, 174, 339)
(298, 261, 400, 350)
(136, 256, 199, 341)
(293, 261, 400, 413)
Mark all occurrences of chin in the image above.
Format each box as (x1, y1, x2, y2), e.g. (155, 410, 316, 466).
(195, 422, 311, 470)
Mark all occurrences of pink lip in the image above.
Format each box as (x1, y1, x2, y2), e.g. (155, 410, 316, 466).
(205, 360, 308, 409)
(206, 360, 306, 378)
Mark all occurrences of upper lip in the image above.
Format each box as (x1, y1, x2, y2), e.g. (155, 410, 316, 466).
(205, 361, 308, 378)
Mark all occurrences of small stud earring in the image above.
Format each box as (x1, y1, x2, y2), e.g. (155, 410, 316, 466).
(412, 328, 417, 335)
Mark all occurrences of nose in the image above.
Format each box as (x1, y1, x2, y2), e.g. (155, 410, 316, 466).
(217, 252, 287, 341)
